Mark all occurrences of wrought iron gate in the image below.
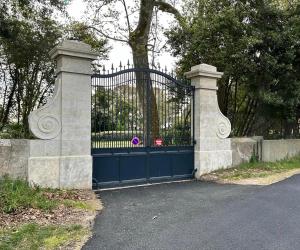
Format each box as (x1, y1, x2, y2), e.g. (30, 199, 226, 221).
(91, 66, 195, 188)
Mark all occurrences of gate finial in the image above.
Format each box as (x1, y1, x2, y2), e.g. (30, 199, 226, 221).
(111, 63, 114, 72)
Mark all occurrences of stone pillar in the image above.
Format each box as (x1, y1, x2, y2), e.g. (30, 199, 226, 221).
(185, 64, 232, 178)
(28, 40, 98, 189)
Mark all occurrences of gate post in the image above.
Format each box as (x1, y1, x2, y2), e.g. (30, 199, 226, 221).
(185, 64, 232, 178)
(28, 40, 98, 189)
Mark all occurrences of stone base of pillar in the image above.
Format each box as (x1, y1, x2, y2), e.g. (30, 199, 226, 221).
(194, 150, 232, 178)
(28, 155, 92, 189)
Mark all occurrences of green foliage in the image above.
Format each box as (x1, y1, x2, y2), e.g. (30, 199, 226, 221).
(91, 86, 142, 134)
(62, 199, 93, 210)
(163, 122, 191, 146)
(0, 123, 34, 139)
(0, 223, 86, 250)
(0, 1, 64, 136)
(0, 1, 108, 138)
(167, 0, 300, 137)
(215, 155, 300, 180)
(0, 177, 58, 213)
(249, 153, 259, 163)
(68, 21, 109, 57)
(0, 177, 91, 214)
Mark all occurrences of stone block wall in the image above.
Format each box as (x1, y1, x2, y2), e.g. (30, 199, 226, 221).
(231, 137, 300, 166)
(230, 136, 264, 166)
(2, 137, 300, 182)
(0, 139, 29, 179)
(231, 138, 257, 166)
(262, 139, 300, 162)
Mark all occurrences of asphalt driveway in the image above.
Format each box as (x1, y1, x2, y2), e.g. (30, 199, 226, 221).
(83, 175, 300, 250)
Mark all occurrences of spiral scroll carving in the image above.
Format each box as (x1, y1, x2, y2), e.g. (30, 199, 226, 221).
(34, 114, 61, 139)
(216, 119, 231, 139)
(28, 76, 62, 140)
(36, 114, 61, 139)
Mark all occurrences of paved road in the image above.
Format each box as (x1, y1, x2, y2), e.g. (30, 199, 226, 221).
(83, 175, 300, 250)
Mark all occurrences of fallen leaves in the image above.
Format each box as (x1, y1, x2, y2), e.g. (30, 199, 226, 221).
(0, 190, 100, 231)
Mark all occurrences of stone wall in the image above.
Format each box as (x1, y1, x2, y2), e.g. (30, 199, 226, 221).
(231, 138, 257, 166)
(262, 139, 300, 162)
(2, 138, 300, 181)
(231, 137, 300, 165)
(230, 136, 264, 166)
(0, 139, 29, 179)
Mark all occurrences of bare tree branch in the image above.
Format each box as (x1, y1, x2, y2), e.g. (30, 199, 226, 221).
(87, 26, 129, 44)
(154, 0, 185, 25)
(121, 0, 132, 33)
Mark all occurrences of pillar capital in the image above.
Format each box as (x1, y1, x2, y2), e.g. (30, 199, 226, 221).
(49, 40, 98, 60)
(185, 63, 223, 79)
(49, 40, 98, 75)
(185, 64, 223, 90)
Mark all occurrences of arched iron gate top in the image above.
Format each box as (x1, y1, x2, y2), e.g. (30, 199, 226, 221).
(92, 67, 194, 91)
(91, 66, 195, 149)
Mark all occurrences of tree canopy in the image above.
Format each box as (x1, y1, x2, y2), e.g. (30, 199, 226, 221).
(0, 0, 108, 137)
(167, 0, 300, 137)
(2, 0, 300, 139)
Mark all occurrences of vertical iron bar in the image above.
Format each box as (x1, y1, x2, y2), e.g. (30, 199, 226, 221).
(146, 71, 151, 147)
(110, 76, 113, 148)
(91, 77, 93, 149)
(136, 71, 139, 146)
(192, 87, 195, 146)
(95, 77, 98, 148)
(155, 73, 158, 144)
(142, 72, 145, 147)
(130, 72, 134, 147)
(164, 77, 167, 146)
(123, 71, 126, 147)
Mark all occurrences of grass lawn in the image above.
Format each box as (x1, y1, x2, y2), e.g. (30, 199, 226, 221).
(0, 177, 101, 250)
(0, 224, 87, 250)
(203, 155, 300, 181)
(0, 177, 92, 214)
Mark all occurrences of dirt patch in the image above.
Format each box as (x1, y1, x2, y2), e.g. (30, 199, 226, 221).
(201, 169, 300, 185)
(0, 190, 103, 249)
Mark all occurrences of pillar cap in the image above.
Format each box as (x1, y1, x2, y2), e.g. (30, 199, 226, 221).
(49, 40, 98, 60)
(185, 64, 223, 79)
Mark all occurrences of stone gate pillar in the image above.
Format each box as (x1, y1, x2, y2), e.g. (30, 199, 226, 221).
(28, 40, 98, 189)
(185, 64, 232, 178)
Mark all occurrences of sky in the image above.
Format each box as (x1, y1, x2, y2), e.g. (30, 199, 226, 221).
(67, 0, 178, 69)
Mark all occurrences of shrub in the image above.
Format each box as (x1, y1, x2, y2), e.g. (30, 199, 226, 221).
(0, 123, 31, 139)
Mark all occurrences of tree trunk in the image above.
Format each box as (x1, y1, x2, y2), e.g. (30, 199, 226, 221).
(129, 0, 160, 145)
(0, 68, 18, 130)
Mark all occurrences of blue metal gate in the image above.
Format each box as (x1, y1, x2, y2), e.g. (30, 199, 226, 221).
(91, 66, 194, 188)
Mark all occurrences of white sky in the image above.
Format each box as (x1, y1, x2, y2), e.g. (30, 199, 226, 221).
(67, 0, 178, 70)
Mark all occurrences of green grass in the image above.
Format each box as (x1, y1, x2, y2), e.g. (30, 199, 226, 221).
(0, 223, 87, 250)
(62, 199, 93, 210)
(0, 177, 59, 213)
(0, 178, 93, 249)
(0, 177, 90, 214)
(214, 155, 300, 180)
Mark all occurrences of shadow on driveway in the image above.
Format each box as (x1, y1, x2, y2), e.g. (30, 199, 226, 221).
(83, 175, 300, 250)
